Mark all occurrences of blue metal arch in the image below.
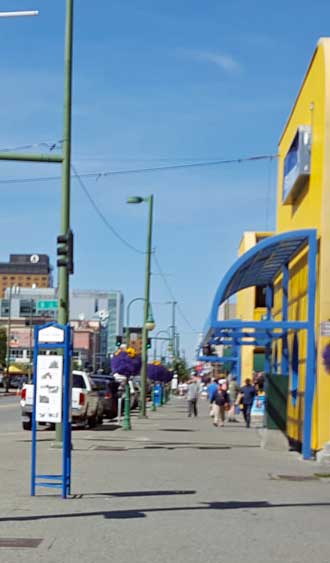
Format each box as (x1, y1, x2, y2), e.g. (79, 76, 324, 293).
(210, 229, 314, 326)
(201, 228, 317, 460)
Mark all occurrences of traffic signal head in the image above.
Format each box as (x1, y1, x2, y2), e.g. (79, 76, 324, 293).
(147, 337, 152, 349)
(116, 335, 122, 347)
(57, 229, 74, 274)
(202, 344, 213, 356)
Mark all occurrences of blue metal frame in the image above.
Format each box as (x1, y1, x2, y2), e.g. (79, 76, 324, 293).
(200, 229, 318, 460)
(31, 322, 72, 498)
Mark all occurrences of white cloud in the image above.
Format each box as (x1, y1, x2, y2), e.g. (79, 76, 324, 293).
(179, 49, 241, 73)
(193, 50, 241, 72)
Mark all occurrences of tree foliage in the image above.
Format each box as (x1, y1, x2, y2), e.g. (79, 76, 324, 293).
(173, 357, 189, 381)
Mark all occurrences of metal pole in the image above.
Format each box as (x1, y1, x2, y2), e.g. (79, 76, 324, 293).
(168, 301, 177, 364)
(140, 195, 154, 417)
(28, 299, 33, 382)
(5, 286, 12, 392)
(126, 297, 145, 344)
(0, 11, 39, 18)
(122, 379, 131, 430)
(56, 0, 74, 444)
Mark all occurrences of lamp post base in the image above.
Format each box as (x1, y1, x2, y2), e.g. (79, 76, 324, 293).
(122, 383, 131, 431)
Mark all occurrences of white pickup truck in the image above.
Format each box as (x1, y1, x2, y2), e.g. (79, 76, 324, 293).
(20, 370, 103, 430)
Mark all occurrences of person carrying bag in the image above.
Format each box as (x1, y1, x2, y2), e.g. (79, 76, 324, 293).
(213, 383, 230, 427)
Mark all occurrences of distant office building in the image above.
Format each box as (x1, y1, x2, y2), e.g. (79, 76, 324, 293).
(70, 290, 124, 356)
(0, 254, 53, 297)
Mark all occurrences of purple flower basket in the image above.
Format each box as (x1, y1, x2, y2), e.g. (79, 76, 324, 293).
(322, 343, 330, 374)
(111, 351, 141, 376)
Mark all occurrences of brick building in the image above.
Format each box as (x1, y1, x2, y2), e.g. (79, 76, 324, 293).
(0, 254, 52, 297)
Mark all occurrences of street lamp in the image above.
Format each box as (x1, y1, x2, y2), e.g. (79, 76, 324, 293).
(127, 195, 154, 417)
(0, 11, 39, 18)
(153, 330, 171, 360)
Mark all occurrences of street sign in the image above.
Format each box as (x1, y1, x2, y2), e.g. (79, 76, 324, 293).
(36, 355, 63, 423)
(320, 322, 330, 336)
(37, 300, 58, 311)
(38, 325, 64, 343)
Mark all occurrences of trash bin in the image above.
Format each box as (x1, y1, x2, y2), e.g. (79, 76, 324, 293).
(154, 383, 161, 406)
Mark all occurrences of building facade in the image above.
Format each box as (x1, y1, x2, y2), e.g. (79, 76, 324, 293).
(274, 38, 330, 453)
(0, 254, 52, 297)
(70, 290, 124, 356)
(236, 232, 273, 378)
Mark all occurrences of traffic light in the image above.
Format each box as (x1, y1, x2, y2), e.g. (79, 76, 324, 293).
(202, 344, 213, 356)
(116, 335, 122, 347)
(147, 337, 152, 349)
(57, 229, 74, 274)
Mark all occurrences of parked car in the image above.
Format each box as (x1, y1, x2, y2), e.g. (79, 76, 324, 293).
(20, 370, 103, 430)
(90, 375, 120, 420)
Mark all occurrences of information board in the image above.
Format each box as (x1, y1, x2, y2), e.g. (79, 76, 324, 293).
(36, 355, 63, 423)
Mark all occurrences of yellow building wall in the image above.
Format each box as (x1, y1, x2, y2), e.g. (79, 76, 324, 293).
(276, 38, 330, 451)
(236, 232, 272, 380)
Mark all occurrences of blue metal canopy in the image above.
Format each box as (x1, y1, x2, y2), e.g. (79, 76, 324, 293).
(200, 229, 318, 460)
(209, 229, 314, 325)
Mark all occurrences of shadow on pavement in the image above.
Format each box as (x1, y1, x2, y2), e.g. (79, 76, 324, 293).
(1, 500, 330, 522)
(73, 489, 196, 499)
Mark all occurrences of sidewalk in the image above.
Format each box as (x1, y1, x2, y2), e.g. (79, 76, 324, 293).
(0, 397, 330, 562)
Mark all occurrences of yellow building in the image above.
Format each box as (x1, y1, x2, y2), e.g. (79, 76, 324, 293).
(275, 38, 330, 454)
(236, 232, 273, 378)
(202, 38, 330, 458)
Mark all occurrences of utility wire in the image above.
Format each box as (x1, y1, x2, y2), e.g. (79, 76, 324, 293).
(0, 152, 277, 185)
(72, 164, 197, 332)
(71, 164, 145, 255)
(153, 254, 197, 332)
(0, 139, 63, 153)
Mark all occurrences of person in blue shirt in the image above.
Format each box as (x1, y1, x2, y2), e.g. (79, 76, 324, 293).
(240, 378, 256, 428)
(207, 378, 219, 418)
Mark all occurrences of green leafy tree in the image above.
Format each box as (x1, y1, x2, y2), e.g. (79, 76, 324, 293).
(173, 357, 189, 382)
(0, 328, 7, 368)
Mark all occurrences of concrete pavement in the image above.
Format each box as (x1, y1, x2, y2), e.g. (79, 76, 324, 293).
(0, 397, 330, 562)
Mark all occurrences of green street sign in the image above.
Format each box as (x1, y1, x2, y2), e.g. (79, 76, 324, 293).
(37, 300, 58, 310)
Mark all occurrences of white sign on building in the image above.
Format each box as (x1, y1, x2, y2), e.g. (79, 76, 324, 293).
(36, 355, 63, 423)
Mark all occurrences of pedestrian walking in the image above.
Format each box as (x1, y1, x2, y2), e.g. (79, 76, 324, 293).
(187, 378, 200, 417)
(239, 378, 256, 428)
(228, 376, 240, 422)
(213, 383, 230, 427)
(207, 378, 218, 417)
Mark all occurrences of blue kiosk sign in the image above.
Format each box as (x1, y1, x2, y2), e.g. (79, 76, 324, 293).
(31, 322, 72, 499)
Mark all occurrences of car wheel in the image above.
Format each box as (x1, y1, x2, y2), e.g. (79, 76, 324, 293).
(88, 415, 97, 428)
(22, 419, 32, 431)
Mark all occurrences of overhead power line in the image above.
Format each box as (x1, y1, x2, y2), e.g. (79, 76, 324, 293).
(71, 164, 145, 255)
(0, 139, 63, 153)
(0, 152, 277, 185)
(153, 254, 197, 332)
(72, 164, 197, 333)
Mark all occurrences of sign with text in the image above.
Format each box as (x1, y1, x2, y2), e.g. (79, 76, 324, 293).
(36, 355, 63, 423)
(37, 300, 58, 311)
(38, 325, 64, 343)
(320, 322, 330, 337)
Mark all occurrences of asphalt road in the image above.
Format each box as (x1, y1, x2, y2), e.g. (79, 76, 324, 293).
(0, 395, 21, 433)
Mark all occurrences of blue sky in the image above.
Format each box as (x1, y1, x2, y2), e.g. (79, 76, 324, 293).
(0, 0, 327, 362)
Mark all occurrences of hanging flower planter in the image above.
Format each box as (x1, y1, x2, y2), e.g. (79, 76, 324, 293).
(322, 343, 330, 374)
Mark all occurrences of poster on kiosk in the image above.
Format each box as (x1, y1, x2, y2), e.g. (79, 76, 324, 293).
(36, 355, 63, 423)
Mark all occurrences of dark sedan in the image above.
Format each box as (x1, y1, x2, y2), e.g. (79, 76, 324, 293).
(90, 375, 120, 420)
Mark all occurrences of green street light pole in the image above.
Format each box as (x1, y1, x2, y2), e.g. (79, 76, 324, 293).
(123, 297, 144, 430)
(126, 297, 145, 346)
(56, 0, 74, 444)
(127, 195, 154, 417)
